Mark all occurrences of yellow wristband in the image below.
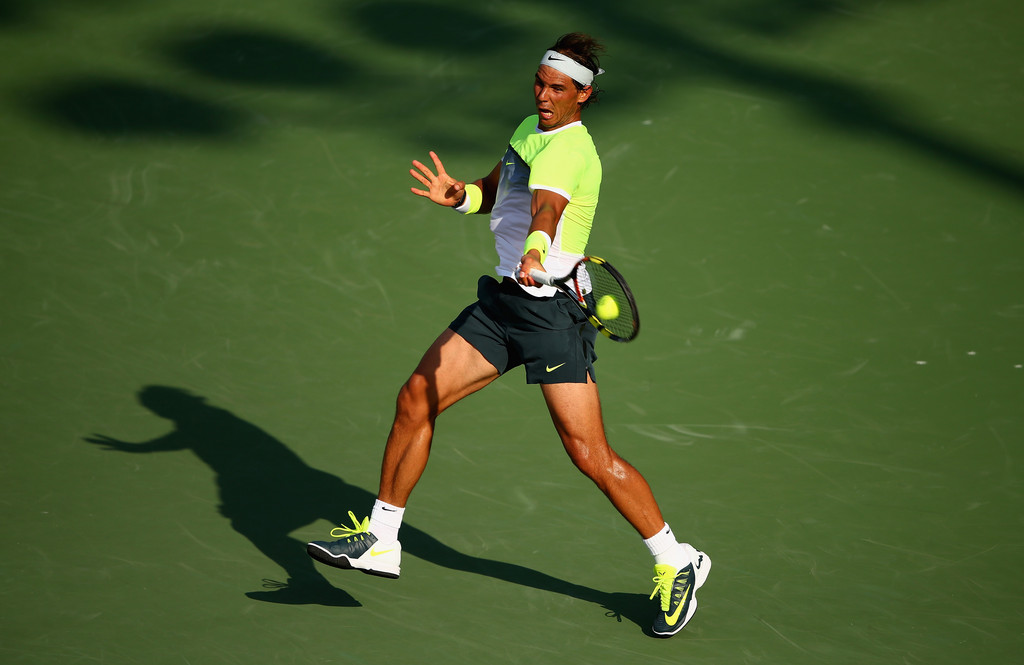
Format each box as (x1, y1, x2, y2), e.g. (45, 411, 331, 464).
(453, 183, 483, 214)
(523, 230, 551, 263)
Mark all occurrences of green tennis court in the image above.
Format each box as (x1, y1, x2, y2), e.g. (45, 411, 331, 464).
(2, 1, 1022, 663)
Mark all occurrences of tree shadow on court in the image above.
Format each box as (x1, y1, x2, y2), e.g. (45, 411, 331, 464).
(31, 76, 244, 140)
(21, 0, 1023, 197)
(329, 0, 1024, 198)
(85, 386, 654, 630)
(0, 0, 130, 29)
(163, 27, 356, 89)
(580, 1, 1024, 196)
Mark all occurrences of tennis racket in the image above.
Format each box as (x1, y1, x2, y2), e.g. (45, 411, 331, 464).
(531, 256, 640, 342)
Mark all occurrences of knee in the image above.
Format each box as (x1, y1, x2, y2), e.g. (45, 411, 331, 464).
(395, 373, 437, 424)
(564, 438, 621, 484)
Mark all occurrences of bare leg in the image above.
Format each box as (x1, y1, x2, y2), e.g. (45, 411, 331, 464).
(378, 328, 500, 506)
(541, 378, 665, 539)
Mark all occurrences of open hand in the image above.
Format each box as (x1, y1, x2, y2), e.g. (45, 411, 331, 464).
(410, 151, 465, 206)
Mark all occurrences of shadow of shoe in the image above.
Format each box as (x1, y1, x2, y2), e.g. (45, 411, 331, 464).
(598, 591, 655, 635)
(244, 578, 361, 607)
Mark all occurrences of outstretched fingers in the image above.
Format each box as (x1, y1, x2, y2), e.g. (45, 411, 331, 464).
(408, 151, 463, 205)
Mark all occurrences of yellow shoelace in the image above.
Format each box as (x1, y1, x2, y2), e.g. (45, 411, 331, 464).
(329, 511, 371, 539)
(649, 564, 680, 611)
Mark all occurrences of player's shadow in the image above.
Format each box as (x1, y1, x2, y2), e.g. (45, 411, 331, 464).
(85, 386, 652, 630)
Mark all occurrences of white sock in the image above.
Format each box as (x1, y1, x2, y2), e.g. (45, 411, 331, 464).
(643, 523, 692, 570)
(368, 499, 405, 545)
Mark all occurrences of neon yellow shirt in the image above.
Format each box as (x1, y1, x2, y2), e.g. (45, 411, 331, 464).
(489, 115, 602, 296)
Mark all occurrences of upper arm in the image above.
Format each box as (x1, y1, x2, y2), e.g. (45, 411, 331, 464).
(526, 146, 583, 235)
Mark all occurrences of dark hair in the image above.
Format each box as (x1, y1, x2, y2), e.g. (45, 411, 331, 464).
(548, 32, 604, 108)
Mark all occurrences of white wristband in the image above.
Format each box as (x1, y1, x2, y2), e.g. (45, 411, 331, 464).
(452, 183, 482, 214)
(453, 191, 473, 213)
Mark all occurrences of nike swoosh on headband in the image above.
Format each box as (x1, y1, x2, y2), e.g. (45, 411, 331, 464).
(539, 49, 604, 86)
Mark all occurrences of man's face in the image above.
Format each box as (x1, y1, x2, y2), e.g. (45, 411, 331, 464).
(534, 65, 591, 131)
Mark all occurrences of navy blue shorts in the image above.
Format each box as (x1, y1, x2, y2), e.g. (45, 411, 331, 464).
(449, 276, 598, 384)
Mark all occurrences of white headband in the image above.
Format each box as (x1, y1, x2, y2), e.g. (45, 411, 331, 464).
(539, 50, 604, 87)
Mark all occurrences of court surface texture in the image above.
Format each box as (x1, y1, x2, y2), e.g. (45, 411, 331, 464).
(2, 1, 1022, 663)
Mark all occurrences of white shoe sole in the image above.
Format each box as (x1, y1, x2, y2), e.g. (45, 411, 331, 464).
(306, 542, 401, 579)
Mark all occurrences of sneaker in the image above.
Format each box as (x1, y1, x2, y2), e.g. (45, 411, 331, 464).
(650, 549, 711, 637)
(306, 511, 401, 579)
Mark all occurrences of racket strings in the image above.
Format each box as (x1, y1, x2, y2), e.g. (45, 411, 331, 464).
(586, 262, 638, 340)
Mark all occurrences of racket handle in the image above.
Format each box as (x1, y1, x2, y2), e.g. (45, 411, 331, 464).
(529, 269, 555, 286)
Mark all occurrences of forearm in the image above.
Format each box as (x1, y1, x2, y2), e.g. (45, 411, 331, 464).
(458, 160, 502, 215)
(455, 177, 496, 215)
(518, 189, 568, 284)
(522, 188, 564, 261)
(529, 200, 559, 237)
(473, 176, 497, 214)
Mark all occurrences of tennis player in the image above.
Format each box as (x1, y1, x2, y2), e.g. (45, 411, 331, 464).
(308, 33, 711, 637)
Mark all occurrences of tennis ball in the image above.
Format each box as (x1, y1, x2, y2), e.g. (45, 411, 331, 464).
(596, 295, 620, 320)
